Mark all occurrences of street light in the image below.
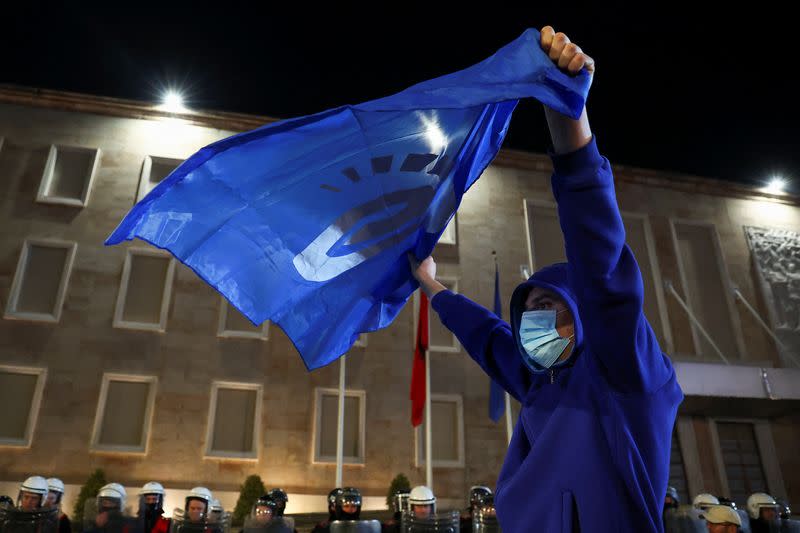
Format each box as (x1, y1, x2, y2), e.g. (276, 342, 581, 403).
(160, 90, 186, 113)
(763, 177, 787, 195)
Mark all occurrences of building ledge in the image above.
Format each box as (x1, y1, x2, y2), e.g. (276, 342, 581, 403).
(2, 84, 798, 206)
(675, 362, 800, 417)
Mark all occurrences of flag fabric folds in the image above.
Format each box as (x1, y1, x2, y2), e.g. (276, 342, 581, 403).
(105, 28, 591, 370)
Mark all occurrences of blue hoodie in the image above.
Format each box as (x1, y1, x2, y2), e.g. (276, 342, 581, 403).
(431, 138, 683, 533)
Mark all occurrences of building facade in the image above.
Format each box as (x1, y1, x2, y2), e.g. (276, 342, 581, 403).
(0, 86, 797, 517)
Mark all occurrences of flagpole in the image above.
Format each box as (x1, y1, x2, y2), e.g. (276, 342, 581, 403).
(411, 289, 432, 488)
(504, 393, 513, 445)
(492, 251, 514, 445)
(424, 346, 433, 490)
(335, 354, 346, 487)
(425, 342, 433, 490)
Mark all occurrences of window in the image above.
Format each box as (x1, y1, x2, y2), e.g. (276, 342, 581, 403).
(429, 277, 460, 353)
(0, 366, 47, 447)
(113, 248, 175, 331)
(671, 221, 742, 359)
(4, 239, 77, 323)
(415, 394, 465, 468)
(90, 374, 157, 453)
(313, 388, 366, 464)
(137, 156, 183, 202)
(37, 145, 100, 207)
(525, 203, 677, 353)
(621, 213, 673, 352)
(217, 298, 269, 340)
(715, 422, 769, 507)
(524, 201, 566, 270)
(205, 382, 262, 459)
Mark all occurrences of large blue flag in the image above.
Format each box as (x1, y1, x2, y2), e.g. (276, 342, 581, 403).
(489, 261, 506, 422)
(105, 28, 591, 370)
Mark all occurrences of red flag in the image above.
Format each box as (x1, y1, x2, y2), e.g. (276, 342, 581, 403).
(411, 292, 429, 427)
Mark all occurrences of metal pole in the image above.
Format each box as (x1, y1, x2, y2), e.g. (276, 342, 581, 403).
(733, 288, 800, 368)
(425, 348, 433, 490)
(335, 355, 346, 487)
(664, 281, 730, 364)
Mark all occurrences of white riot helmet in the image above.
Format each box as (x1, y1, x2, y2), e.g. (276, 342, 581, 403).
(46, 478, 65, 508)
(46, 479, 65, 495)
(97, 484, 127, 513)
(747, 492, 779, 520)
(209, 498, 223, 521)
(108, 484, 127, 506)
(185, 487, 212, 521)
(409, 486, 436, 514)
(693, 493, 720, 511)
(139, 483, 165, 497)
(17, 476, 49, 510)
(139, 482, 165, 514)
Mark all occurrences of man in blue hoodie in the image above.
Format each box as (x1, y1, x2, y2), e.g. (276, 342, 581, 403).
(410, 25, 684, 533)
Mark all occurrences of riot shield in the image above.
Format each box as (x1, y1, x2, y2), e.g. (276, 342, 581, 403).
(0, 506, 58, 533)
(83, 500, 142, 533)
(674, 507, 707, 533)
(782, 519, 800, 533)
(472, 508, 500, 533)
(207, 513, 231, 533)
(274, 517, 294, 532)
(241, 517, 295, 533)
(329, 520, 381, 533)
(169, 515, 215, 533)
(401, 510, 460, 533)
(737, 510, 752, 533)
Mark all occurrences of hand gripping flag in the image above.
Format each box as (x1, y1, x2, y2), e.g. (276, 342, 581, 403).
(105, 28, 591, 370)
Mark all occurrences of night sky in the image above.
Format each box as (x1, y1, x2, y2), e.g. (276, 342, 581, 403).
(3, 4, 796, 193)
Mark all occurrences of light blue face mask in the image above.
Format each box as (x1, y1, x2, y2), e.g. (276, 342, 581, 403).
(519, 308, 574, 370)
